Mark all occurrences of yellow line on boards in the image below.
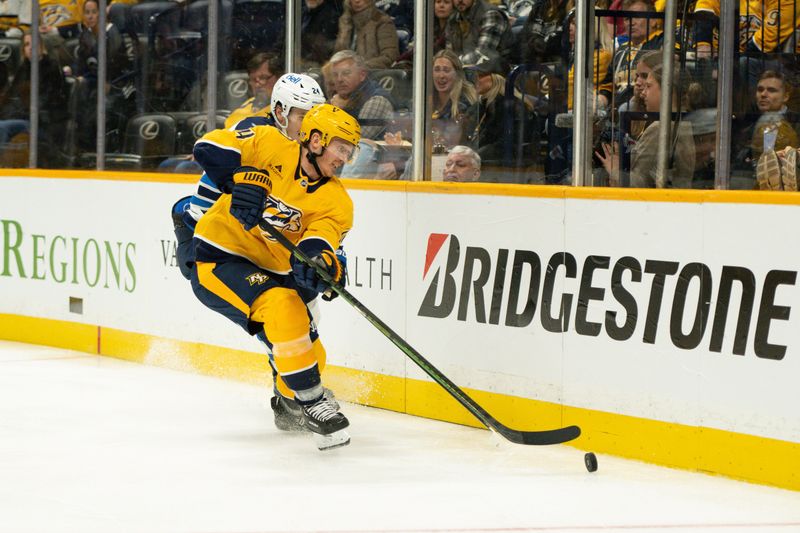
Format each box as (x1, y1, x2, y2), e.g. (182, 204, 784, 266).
(4, 169, 800, 206)
(0, 168, 198, 184)
(0, 312, 797, 491)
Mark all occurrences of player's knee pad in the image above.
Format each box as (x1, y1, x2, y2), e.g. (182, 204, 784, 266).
(251, 288, 310, 342)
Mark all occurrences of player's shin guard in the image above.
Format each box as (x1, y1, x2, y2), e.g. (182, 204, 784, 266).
(254, 288, 347, 448)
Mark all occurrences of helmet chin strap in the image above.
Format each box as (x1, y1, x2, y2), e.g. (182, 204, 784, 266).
(306, 146, 326, 179)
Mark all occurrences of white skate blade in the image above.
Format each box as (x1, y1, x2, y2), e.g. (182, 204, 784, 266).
(314, 429, 350, 451)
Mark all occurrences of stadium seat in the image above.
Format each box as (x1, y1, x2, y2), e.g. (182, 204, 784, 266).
(221, 70, 250, 112)
(0, 38, 22, 80)
(108, 2, 131, 33)
(174, 113, 226, 155)
(128, 1, 180, 35)
(81, 113, 177, 169)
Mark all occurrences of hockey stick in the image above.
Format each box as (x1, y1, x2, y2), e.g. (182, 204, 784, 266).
(259, 220, 580, 446)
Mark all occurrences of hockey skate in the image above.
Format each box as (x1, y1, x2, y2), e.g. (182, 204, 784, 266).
(302, 396, 350, 451)
(270, 394, 307, 432)
(270, 387, 339, 433)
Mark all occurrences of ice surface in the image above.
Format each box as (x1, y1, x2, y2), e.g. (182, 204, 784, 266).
(1, 340, 799, 533)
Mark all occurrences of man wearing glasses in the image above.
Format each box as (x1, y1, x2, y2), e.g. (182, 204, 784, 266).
(225, 52, 285, 129)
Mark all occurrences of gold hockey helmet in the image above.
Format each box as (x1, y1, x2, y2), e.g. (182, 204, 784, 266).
(298, 103, 361, 149)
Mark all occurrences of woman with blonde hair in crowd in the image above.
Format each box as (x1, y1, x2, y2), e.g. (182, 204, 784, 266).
(432, 49, 478, 148)
(596, 54, 696, 188)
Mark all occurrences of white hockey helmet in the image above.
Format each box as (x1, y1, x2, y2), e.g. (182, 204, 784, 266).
(271, 73, 327, 134)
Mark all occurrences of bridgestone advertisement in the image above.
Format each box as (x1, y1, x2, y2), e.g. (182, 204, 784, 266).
(1, 176, 798, 447)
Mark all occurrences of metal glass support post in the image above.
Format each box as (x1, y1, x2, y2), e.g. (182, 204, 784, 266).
(656, 1, 677, 188)
(29, 0, 40, 168)
(285, 0, 301, 73)
(97, 0, 108, 170)
(206, 0, 219, 131)
(411, 0, 433, 182)
(714, 3, 735, 189)
(572, 0, 594, 186)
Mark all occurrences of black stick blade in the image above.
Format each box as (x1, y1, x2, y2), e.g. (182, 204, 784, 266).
(496, 424, 581, 446)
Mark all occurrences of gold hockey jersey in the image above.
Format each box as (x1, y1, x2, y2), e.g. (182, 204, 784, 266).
(193, 125, 353, 274)
(39, 0, 83, 28)
(694, 0, 800, 52)
(224, 97, 271, 130)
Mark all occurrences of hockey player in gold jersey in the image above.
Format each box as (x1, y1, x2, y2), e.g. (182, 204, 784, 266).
(190, 103, 361, 450)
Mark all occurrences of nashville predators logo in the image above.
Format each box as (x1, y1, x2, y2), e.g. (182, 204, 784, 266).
(41, 5, 74, 26)
(261, 196, 302, 236)
(246, 272, 270, 286)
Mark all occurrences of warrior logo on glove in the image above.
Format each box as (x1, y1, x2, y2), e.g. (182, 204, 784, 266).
(240, 169, 273, 188)
(260, 196, 303, 235)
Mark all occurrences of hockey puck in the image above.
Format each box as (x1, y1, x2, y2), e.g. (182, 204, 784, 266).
(584, 452, 598, 472)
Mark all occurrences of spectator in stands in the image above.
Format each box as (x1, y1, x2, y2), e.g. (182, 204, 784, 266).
(443, 145, 481, 181)
(446, 0, 515, 67)
(396, 0, 451, 65)
(0, 30, 68, 166)
(224, 52, 284, 129)
(733, 70, 800, 186)
(596, 54, 695, 188)
(181, 52, 282, 119)
(504, 0, 534, 27)
(374, 0, 413, 35)
(433, 0, 453, 54)
(467, 59, 506, 157)
(543, 8, 613, 185)
(72, 0, 135, 153)
(566, 7, 613, 111)
(333, 0, 399, 70)
(750, 71, 799, 158)
(467, 55, 536, 162)
(518, 0, 568, 65)
(432, 49, 477, 148)
(609, 0, 663, 108)
(328, 50, 395, 139)
(301, 0, 342, 68)
(618, 50, 657, 151)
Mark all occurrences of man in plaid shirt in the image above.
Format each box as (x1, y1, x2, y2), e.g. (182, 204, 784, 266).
(446, 0, 515, 67)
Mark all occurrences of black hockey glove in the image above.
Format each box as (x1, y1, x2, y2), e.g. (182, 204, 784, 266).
(292, 249, 343, 295)
(229, 166, 272, 230)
